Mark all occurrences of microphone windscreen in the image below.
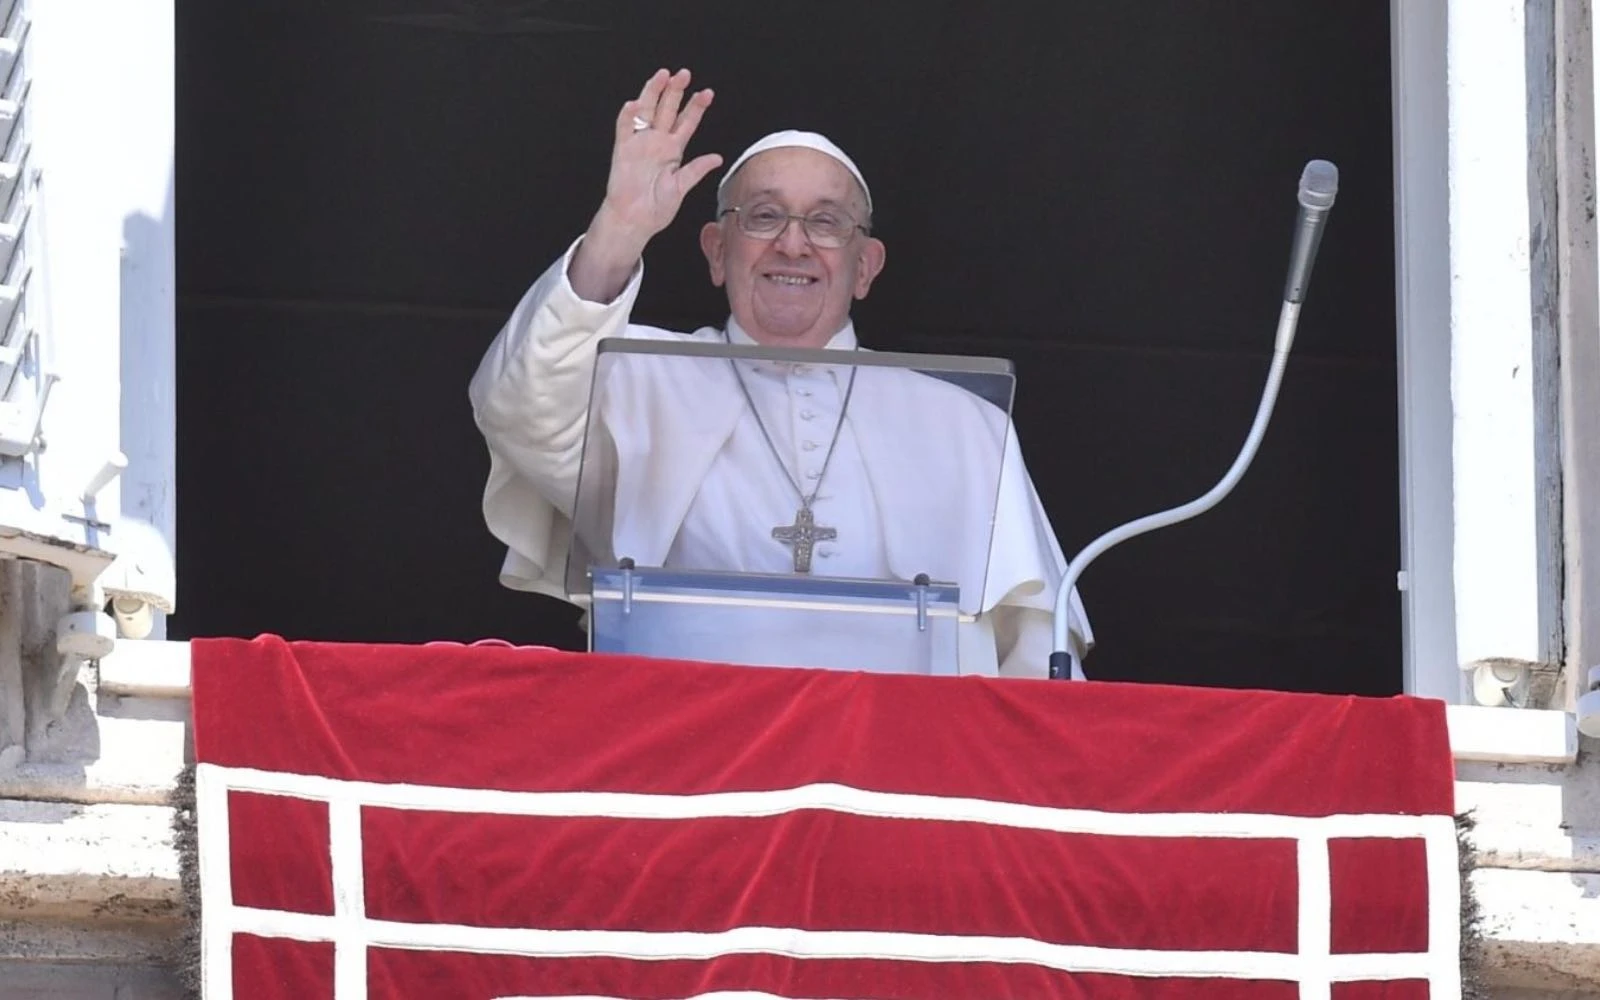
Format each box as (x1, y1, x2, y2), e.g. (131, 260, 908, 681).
(1298, 160, 1339, 210)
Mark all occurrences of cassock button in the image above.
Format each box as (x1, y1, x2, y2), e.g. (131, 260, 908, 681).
(801, 441, 818, 451)
(800, 409, 816, 421)
(805, 469, 821, 480)
(818, 547, 835, 558)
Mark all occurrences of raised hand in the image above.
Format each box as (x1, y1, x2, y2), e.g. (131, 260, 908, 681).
(604, 68, 723, 240)
(570, 69, 723, 303)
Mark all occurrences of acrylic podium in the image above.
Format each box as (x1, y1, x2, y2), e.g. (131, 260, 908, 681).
(563, 338, 1018, 676)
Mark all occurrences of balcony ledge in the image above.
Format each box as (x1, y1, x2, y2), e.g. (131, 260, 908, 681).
(97, 640, 1587, 764)
(1446, 704, 1581, 765)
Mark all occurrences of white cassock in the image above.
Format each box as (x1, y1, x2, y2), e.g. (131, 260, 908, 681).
(468, 237, 1093, 679)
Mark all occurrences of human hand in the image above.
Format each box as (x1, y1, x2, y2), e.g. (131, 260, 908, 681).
(597, 68, 723, 246)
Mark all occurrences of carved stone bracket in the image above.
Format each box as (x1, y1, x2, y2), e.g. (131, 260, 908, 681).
(0, 557, 103, 773)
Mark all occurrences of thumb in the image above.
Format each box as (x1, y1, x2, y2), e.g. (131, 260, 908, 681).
(675, 153, 725, 198)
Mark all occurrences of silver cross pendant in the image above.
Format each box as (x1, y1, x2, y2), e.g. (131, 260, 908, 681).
(772, 506, 837, 574)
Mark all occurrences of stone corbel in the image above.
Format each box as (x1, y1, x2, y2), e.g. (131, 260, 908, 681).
(0, 556, 115, 773)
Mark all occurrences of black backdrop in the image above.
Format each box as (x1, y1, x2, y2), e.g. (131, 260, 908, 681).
(174, 1, 1400, 695)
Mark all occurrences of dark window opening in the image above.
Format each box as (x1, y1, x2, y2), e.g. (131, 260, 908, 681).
(175, 1, 1399, 696)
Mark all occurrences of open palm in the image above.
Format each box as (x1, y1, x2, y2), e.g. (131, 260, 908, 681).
(603, 68, 723, 239)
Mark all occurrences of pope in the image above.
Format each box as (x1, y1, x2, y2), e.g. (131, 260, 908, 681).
(468, 68, 1093, 678)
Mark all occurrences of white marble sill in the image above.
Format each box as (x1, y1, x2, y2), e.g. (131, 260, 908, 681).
(100, 640, 1584, 766)
(96, 640, 193, 699)
(1447, 704, 1581, 765)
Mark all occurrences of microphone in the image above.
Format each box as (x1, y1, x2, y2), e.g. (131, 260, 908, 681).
(1283, 160, 1339, 305)
(1047, 158, 1340, 680)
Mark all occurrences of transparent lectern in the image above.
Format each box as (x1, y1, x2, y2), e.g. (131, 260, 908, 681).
(564, 339, 1017, 676)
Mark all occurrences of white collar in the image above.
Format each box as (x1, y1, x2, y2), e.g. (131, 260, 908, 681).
(725, 316, 858, 350)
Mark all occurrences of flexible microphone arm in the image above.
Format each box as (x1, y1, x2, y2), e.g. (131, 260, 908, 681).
(1048, 160, 1340, 680)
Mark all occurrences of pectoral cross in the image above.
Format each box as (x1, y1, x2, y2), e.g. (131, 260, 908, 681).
(772, 506, 837, 574)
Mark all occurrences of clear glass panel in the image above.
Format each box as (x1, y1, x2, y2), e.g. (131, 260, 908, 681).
(564, 339, 1016, 673)
(565, 339, 1015, 599)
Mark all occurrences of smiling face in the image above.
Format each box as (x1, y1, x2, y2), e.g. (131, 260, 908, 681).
(699, 147, 886, 348)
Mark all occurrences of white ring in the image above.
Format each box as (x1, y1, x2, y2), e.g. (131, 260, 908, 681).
(630, 115, 651, 132)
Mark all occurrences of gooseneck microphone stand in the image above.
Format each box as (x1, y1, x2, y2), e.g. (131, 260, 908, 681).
(1048, 160, 1341, 680)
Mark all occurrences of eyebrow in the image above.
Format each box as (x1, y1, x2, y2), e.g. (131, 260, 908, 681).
(742, 189, 852, 211)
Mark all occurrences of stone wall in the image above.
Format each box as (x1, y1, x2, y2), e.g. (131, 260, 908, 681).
(0, 604, 187, 998)
(1460, 744, 1600, 993)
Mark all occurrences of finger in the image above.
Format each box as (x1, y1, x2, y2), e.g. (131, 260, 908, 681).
(614, 69, 668, 143)
(615, 97, 662, 144)
(630, 68, 669, 124)
(614, 99, 643, 143)
(636, 67, 668, 104)
(670, 87, 714, 139)
(652, 68, 692, 131)
(674, 152, 725, 197)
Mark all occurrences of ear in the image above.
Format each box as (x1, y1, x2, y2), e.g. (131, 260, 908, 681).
(853, 236, 887, 299)
(700, 221, 727, 287)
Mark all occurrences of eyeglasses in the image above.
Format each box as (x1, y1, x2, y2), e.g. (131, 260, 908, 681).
(719, 201, 867, 249)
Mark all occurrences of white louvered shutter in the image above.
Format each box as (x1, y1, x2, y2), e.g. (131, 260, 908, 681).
(0, 0, 50, 459)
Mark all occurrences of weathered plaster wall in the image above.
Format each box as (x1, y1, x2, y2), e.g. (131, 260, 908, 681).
(1461, 741, 1600, 993)
(0, 961, 182, 1000)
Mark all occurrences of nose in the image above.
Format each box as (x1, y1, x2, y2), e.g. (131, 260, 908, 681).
(772, 216, 813, 256)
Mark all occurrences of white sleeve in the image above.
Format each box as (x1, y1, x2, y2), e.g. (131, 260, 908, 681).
(993, 605, 1087, 681)
(468, 236, 643, 515)
(466, 237, 644, 597)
